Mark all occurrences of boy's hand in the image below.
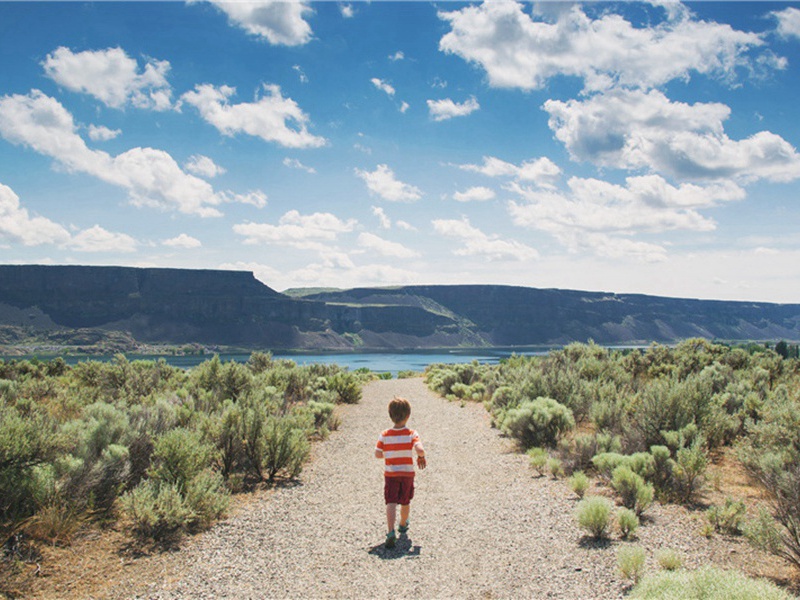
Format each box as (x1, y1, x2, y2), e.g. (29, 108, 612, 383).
(417, 456, 427, 470)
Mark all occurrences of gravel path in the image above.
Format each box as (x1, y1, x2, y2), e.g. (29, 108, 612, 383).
(121, 377, 782, 600)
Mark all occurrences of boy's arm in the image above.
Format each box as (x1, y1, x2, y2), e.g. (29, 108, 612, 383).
(414, 440, 427, 469)
(375, 448, 384, 459)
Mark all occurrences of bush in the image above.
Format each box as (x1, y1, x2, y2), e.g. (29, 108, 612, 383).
(576, 495, 612, 539)
(617, 508, 639, 539)
(671, 441, 707, 504)
(501, 397, 575, 449)
(547, 457, 564, 478)
(655, 549, 682, 571)
(611, 466, 654, 515)
(707, 497, 746, 535)
(149, 428, 216, 489)
(121, 480, 193, 541)
(262, 416, 311, 482)
(527, 447, 548, 476)
(630, 566, 792, 600)
(618, 545, 646, 584)
(592, 452, 627, 480)
(569, 471, 590, 498)
(328, 372, 361, 404)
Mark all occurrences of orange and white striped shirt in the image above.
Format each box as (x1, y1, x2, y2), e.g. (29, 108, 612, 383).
(376, 427, 422, 478)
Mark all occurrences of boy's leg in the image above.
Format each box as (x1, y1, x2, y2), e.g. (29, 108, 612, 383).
(399, 503, 410, 528)
(386, 503, 397, 532)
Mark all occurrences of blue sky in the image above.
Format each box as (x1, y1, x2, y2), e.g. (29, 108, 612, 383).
(1, 1, 799, 302)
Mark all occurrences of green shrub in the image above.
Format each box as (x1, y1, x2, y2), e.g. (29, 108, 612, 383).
(569, 471, 590, 498)
(397, 370, 418, 379)
(655, 549, 682, 571)
(121, 480, 193, 541)
(575, 495, 612, 539)
(649, 445, 673, 497)
(612, 466, 654, 515)
(547, 457, 564, 478)
(618, 545, 646, 584)
(501, 396, 575, 449)
(328, 372, 361, 404)
(671, 441, 707, 504)
(707, 497, 746, 535)
(630, 566, 792, 600)
(183, 469, 229, 528)
(592, 452, 627, 480)
(617, 507, 639, 539)
(150, 428, 216, 489)
(262, 416, 311, 482)
(527, 447, 548, 476)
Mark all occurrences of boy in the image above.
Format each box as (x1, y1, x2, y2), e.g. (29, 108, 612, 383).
(375, 396, 427, 549)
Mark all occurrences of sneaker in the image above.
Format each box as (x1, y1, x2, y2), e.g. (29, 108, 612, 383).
(385, 530, 396, 549)
(398, 521, 409, 535)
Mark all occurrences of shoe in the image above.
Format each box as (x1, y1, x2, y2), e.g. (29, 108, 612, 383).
(398, 521, 409, 534)
(385, 530, 396, 549)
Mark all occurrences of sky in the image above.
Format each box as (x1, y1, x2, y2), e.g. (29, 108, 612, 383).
(1, 1, 800, 303)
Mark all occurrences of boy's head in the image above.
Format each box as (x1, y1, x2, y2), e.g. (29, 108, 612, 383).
(388, 396, 411, 426)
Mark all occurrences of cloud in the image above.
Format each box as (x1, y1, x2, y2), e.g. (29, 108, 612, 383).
(389, 51, 405, 61)
(292, 64, 309, 83)
(773, 7, 800, 39)
(427, 96, 479, 121)
(87, 125, 121, 141)
(370, 78, 395, 97)
(69, 225, 137, 253)
(544, 88, 800, 183)
(459, 156, 561, 188)
(453, 186, 495, 202)
(42, 46, 172, 110)
(0, 90, 266, 217)
(200, 0, 313, 46)
(184, 154, 226, 178)
(400, 101, 410, 114)
(355, 164, 422, 202)
(433, 217, 538, 261)
(233, 209, 356, 250)
(439, 2, 766, 92)
(371, 205, 391, 229)
(357, 232, 419, 258)
(163, 233, 202, 248)
(0, 182, 71, 246)
(283, 157, 316, 174)
(340, 4, 354, 19)
(181, 83, 326, 149)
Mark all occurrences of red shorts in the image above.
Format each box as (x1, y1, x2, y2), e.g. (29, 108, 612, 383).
(384, 476, 415, 505)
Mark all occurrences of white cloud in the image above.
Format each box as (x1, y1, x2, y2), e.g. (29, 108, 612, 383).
(340, 4, 354, 19)
(355, 164, 422, 202)
(185, 154, 227, 178)
(459, 156, 561, 188)
(233, 209, 356, 250)
(87, 124, 121, 141)
(283, 157, 316, 174)
(371, 205, 391, 229)
(69, 225, 137, 253)
(427, 96, 479, 121)
(544, 88, 800, 183)
(433, 217, 538, 261)
(163, 233, 202, 249)
(439, 2, 766, 92)
(42, 46, 172, 110)
(201, 0, 313, 46)
(233, 190, 268, 208)
(400, 101, 410, 114)
(389, 51, 405, 61)
(773, 7, 800, 39)
(370, 77, 395, 97)
(453, 186, 495, 202)
(357, 232, 419, 258)
(292, 64, 309, 83)
(0, 90, 268, 217)
(0, 182, 71, 246)
(396, 220, 416, 231)
(181, 83, 326, 149)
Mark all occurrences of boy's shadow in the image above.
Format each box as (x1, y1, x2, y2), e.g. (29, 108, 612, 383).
(368, 534, 422, 560)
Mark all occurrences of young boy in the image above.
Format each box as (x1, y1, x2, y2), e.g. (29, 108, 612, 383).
(375, 396, 427, 549)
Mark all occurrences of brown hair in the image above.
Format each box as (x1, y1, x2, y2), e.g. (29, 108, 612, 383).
(388, 397, 411, 425)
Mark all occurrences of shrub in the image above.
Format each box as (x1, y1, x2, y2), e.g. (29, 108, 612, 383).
(576, 495, 612, 539)
(592, 452, 627, 480)
(24, 501, 84, 545)
(262, 416, 311, 482)
(527, 447, 548, 476)
(649, 445, 673, 497)
(569, 471, 590, 498)
(671, 441, 707, 504)
(630, 566, 792, 600)
(547, 457, 564, 478)
(501, 397, 575, 449)
(150, 428, 216, 489)
(121, 480, 193, 541)
(707, 497, 746, 535)
(655, 549, 682, 571)
(618, 545, 646, 584)
(612, 466, 654, 515)
(617, 508, 639, 539)
(328, 372, 361, 404)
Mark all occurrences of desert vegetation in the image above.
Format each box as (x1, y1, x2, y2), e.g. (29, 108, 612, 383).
(425, 339, 800, 593)
(0, 352, 366, 566)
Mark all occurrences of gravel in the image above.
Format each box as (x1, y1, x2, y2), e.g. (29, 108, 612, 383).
(116, 378, 784, 600)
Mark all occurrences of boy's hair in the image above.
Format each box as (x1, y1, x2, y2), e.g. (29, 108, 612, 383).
(388, 397, 411, 425)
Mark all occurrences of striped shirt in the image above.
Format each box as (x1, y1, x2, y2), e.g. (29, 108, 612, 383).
(376, 427, 421, 478)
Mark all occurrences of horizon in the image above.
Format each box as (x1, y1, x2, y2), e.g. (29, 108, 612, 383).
(1, 1, 799, 303)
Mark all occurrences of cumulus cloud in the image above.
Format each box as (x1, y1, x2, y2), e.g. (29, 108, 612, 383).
(357, 232, 419, 258)
(372, 205, 391, 229)
(355, 164, 422, 202)
(70, 225, 137, 253)
(773, 7, 800, 39)
(0, 182, 71, 246)
(163, 233, 202, 248)
(87, 125, 121, 142)
(389, 51, 405, 61)
(181, 83, 326, 149)
(200, 0, 313, 46)
(544, 88, 800, 183)
(459, 156, 561, 189)
(340, 4, 354, 19)
(427, 96, 479, 121)
(453, 186, 495, 202)
(433, 217, 538, 261)
(42, 46, 172, 110)
(400, 101, 410, 114)
(233, 209, 356, 250)
(283, 157, 316, 174)
(0, 90, 265, 217)
(292, 64, 309, 83)
(185, 154, 226, 178)
(371, 78, 395, 97)
(439, 2, 766, 92)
